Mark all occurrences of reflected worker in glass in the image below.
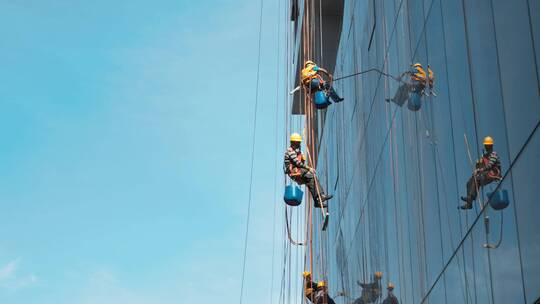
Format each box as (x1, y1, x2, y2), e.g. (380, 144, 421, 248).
(382, 283, 399, 304)
(460, 136, 502, 209)
(352, 271, 383, 304)
(386, 63, 435, 111)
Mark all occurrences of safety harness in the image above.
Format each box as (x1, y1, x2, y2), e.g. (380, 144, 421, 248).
(284, 147, 306, 180)
(481, 152, 502, 179)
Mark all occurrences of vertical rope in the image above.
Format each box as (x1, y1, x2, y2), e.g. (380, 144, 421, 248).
(239, 0, 264, 302)
(270, 1, 283, 303)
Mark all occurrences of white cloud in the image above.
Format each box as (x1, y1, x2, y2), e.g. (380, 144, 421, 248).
(0, 258, 38, 291)
(0, 258, 21, 281)
(78, 267, 156, 304)
(12, 274, 38, 289)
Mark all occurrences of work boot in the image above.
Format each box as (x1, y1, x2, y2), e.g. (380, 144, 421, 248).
(460, 196, 472, 203)
(459, 197, 473, 209)
(459, 202, 473, 210)
(328, 95, 344, 103)
(314, 194, 333, 208)
(321, 194, 333, 201)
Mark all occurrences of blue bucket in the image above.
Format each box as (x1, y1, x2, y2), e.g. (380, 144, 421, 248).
(407, 92, 422, 111)
(313, 91, 330, 109)
(284, 185, 303, 206)
(487, 189, 509, 210)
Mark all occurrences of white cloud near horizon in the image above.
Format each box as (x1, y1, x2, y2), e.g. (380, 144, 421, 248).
(0, 258, 20, 281)
(0, 258, 38, 291)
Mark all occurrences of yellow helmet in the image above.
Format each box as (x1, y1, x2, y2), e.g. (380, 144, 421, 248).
(302, 271, 312, 278)
(290, 133, 302, 142)
(305, 60, 315, 67)
(483, 136, 494, 146)
(317, 281, 326, 288)
(374, 271, 383, 279)
(412, 63, 422, 68)
(387, 282, 395, 290)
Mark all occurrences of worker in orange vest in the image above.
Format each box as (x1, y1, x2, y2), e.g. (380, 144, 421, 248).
(460, 136, 502, 209)
(284, 133, 333, 208)
(301, 60, 344, 103)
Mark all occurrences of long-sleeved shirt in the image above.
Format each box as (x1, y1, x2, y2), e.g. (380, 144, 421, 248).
(480, 150, 501, 173)
(478, 151, 501, 176)
(284, 147, 307, 174)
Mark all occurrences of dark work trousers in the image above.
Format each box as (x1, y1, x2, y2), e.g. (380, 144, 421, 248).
(466, 173, 497, 201)
(389, 82, 425, 110)
(389, 83, 411, 106)
(308, 79, 343, 102)
(293, 168, 326, 206)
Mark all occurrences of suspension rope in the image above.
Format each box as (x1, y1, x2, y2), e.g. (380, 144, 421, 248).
(270, 1, 283, 303)
(238, 0, 264, 302)
(286, 206, 305, 246)
(333, 68, 403, 82)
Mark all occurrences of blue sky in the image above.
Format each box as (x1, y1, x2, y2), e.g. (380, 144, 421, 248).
(0, 1, 290, 303)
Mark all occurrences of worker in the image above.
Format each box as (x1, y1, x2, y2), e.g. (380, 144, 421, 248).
(382, 283, 399, 304)
(460, 136, 502, 209)
(352, 272, 383, 304)
(303, 271, 318, 302)
(301, 60, 344, 104)
(386, 63, 435, 111)
(313, 281, 337, 304)
(284, 133, 333, 208)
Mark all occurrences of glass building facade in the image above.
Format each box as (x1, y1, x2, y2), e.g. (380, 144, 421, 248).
(293, 0, 540, 303)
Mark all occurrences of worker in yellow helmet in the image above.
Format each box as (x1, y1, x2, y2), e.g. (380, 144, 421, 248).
(302, 271, 317, 302)
(301, 60, 344, 105)
(284, 133, 333, 208)
(382, 283, 399, 304)
(386, 63, 435, 111)
(313, 281, 337, 304)
(460, 136, 502, 209)
(353, 272, 383, 304)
